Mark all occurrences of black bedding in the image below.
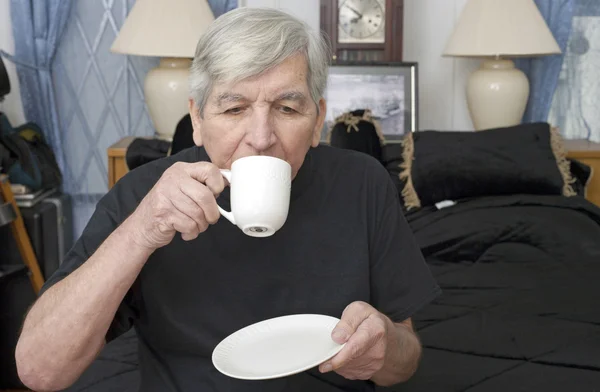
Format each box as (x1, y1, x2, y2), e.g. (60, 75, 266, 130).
(395, 194, 600, 392)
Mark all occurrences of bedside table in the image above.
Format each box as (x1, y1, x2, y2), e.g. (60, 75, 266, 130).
(107, 136, 135, 189)
(564, 139, 600, 207)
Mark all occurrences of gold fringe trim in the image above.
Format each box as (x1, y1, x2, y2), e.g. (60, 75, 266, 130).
(583, 166, 593, 199)
(399, 132, 421, 209)
(550, 125, 576, 197)
(325, 109, 385, 144)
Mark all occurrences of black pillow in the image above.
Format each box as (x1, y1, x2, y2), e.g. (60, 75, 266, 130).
(171, 114, 195, 155)
(327, 109, 384, 164)
(381, 142, 406, 205)
(398, 122, 577, 210)
(569, 158, 592, 197)
(125, 138, 170, 171)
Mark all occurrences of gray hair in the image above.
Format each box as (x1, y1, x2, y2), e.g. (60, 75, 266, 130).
(189, 7, 331, 115)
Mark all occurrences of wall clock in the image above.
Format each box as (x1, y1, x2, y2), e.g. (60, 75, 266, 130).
(338, 0, 386, 44)
(320, 0, 404, 63)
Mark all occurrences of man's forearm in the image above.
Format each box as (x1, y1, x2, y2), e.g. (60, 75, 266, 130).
(370, 318, 422, 387)
(15, 216, 153, 391)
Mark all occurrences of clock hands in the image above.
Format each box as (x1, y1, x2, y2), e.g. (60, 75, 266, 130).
(345, 4, 363, 23)
(346, 4, 363, 18)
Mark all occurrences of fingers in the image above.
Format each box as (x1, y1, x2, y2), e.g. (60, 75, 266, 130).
(142, 162, 226, 246)
(331, 301, 378, 344)
(165, 162, 223, 236)
(135, 162, 227, 249)
(169, 190, 207, 234)
(165, 202, 203, 241)
(178, 176, 221, 224)
(318, 302, 387, 375)
(184, 162, 226, 196)
(320, 313, 386, 372)
(327, 324, 372, 371)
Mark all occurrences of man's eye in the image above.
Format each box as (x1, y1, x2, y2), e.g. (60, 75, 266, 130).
(225, 107, 244, 115)
(279, 106, 296, 114)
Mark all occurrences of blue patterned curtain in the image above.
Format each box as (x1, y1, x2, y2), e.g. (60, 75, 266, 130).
(208, 0, 238, 17)
(5, 0, 73, 182)
(548, 0, 600, 141)
(515, 0, 575, 123)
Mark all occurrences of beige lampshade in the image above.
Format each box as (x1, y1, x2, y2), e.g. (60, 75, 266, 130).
(443, 0, 561, 58)
(111, 0, 215, 58)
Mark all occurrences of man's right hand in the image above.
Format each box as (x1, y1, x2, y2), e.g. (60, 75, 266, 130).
(128, 161, 226, 250)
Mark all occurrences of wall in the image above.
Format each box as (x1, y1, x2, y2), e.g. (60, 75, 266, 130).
(241, 0, 321, 32)
(0, 0, 25, 125)
(403, 0, 479, 131)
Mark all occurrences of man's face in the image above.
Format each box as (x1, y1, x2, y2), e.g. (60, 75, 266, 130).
(188, 54, 326, 178)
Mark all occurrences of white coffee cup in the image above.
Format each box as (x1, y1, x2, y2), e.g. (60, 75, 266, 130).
(218, 155, 292, 237)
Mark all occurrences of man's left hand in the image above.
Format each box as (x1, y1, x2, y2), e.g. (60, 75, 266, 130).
(318, 301, 390, 380)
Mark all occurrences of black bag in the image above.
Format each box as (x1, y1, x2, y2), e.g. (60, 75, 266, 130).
(0, 113, 62, 191)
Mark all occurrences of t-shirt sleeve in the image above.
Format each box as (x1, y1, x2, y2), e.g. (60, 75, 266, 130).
(368, 163, 441, 323)
(39, 198, 138, 342)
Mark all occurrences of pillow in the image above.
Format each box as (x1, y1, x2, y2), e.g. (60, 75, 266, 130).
(327, 109, 385, 164)
(381, 142, 406, 204)
(171, 114, 195, 155)
(398, 122, 577, 210)
(569, 158, 592, 197)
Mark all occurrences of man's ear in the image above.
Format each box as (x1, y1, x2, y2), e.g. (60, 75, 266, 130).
(311, 98, 327, 147)
(189, 98, 203, 146)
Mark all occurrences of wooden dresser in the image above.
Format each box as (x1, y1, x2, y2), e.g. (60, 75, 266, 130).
(107, 137, 600, 207)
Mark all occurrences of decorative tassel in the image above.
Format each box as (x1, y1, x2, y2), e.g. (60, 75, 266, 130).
(549, 126, 576, 197)
(326, 109, 385, 144)
(399, 133, 421, 209)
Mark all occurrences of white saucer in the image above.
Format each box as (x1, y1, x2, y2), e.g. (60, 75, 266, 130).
(212, 314, 345, 380)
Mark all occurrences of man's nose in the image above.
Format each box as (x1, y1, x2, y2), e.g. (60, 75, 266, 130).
(246, 108, 276, 152)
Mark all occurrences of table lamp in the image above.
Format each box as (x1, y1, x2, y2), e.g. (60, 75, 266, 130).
(443, 0, 561, 130)
(111, 0, 215, 140)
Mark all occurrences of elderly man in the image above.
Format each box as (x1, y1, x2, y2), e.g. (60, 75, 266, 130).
(15, 7, 439, 392)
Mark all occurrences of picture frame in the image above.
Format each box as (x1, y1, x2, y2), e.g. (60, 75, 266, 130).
(321, 62, 418, 142)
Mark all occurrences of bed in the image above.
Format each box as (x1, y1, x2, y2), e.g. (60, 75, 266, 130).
(381, 123, 600, 391)
(390, 194, 600, 391)
(65, 122, 600, 391)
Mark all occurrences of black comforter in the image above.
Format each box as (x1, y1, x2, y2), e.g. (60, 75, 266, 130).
(394, 194, 600, 392)
(65, 194, 600, 391)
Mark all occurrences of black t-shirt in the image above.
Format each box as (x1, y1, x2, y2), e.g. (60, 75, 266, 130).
(41, 144, 441, 392)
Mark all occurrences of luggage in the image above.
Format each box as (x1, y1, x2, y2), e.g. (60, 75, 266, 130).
(2, 191, 73, 279)
(42, 192, 73, 267)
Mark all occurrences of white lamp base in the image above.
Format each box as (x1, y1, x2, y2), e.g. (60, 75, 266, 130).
(466, 59, 529, 131)
(144, 57, 192, 141)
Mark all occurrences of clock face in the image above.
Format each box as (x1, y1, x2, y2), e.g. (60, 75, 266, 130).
(338, 0, 386, 44)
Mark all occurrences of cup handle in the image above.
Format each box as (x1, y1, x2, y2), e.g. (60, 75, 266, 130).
(217, 169, 236, 225)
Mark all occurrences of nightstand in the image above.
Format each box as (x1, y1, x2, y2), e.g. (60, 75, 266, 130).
(565, 139, 600, 207)
(107, 136, 135, 189)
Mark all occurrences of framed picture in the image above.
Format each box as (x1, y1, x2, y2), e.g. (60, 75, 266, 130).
(321, 62, 418, 142)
